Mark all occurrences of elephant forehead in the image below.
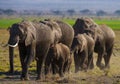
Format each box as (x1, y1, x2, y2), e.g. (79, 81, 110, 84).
(81, 17, 93, 22)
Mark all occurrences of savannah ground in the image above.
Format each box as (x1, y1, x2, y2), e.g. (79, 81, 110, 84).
(0, 17, 120, 84)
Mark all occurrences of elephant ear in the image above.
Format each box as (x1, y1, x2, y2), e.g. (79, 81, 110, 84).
(77, 34, 87, 52)
(25, 22, 36, 46)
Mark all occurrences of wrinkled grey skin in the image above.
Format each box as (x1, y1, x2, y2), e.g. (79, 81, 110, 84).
(8, 20, 74, 80)
(73, 17, 115, 70)
(47, 43, 72, 77)
(71, 34, 95, 72)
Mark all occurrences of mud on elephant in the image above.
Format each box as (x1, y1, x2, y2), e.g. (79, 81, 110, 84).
(73, 17, 115, 70)
(71, 34, 95, 72)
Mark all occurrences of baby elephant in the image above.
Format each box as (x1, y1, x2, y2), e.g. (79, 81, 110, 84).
(71, 34, 95, 72)
(49, 43, 72, 77)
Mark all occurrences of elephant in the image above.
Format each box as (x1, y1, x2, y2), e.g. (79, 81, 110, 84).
(71, 34, 95, 72)
(7, 20, 63, 80)
(7, 20, 74, 80)
(39, 19, 74, 76)
(73, 17, 115, 70)
(46, 43, 72, 77)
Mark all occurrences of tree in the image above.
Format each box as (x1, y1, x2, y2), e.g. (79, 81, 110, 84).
(67, 9, 75, 16)
(96, 10, 107, 16)
(80, 9, 92, 15)
(3, 9, 16, 15)
(114, 10, 120, 15)
(52, 10, 62, 15)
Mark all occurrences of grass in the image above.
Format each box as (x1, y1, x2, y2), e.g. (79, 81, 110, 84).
(0, 18, 22, 29)
(0, 17, 120, 30)
(94, 19, 120, 30)
(0, 28, 120, 83)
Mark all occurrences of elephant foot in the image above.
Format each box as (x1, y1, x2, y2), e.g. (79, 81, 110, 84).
(36, 76, 42, 80)
(20, 76, 30, 81)
(89, 64, 94, 70)
(82, 64, 87, 71)
(105, 65, 110, 69)
(75, 69, 79, 73)
(59, 73, 64, 77)
(97, 63, 105, 70)
(8, 69, 14, 74)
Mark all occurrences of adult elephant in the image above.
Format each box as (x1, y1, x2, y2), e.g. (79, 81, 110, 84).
(7, 20, 74, 80)
(39, 19, 74, 76)
(73, 17, 115, 70)
(8, 20, 61, 80)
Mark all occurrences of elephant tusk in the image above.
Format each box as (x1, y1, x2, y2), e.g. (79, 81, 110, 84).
(0, 43, 8, 47)
(8, 41, 18, 47)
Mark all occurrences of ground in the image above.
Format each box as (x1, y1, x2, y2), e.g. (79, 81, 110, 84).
(0, 29, 120, 84)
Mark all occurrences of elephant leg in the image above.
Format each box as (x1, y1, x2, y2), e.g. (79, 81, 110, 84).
(96, 51, 105, 70)
(74, 54, 79, 73)
(36, 44, 50, 80)
(68, 59, 72, 74)
(63, 61, 69, 74)
(88, 53, 94, 69)
(18, 45, 29, 80)
(9, 47, 14, 73)
(45, 54, 51, 78)
(36, 59, 43, 80)
(96, 53, 103, 69)
(104, 45, 113, 69)
(96, 45, 106, 70)
(80, 51, 88, 71)
(19, 44, 35, 80)
(52, 61, 56, 75)
(58, 61, 64, 77)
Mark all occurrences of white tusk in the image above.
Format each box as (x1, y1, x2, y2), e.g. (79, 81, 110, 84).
(8, 42, 18, 47)
(0, 44, 8, 47)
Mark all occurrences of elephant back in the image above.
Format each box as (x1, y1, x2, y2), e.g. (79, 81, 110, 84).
(40, 20, 62, 44)
(56, 20, 74, 48)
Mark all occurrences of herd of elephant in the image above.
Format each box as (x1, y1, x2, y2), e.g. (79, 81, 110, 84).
(5, 17, 115, 80)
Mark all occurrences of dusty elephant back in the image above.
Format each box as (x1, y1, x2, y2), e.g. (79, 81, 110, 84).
(99, 24, 115, 39)
(32, 22, 54, 44)
(99, 24, 115, 50)
(56, 20, 74, 48)
(39, 20, 62, 44)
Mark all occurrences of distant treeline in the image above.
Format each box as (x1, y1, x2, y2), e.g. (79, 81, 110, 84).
(0, 8, 120, 16)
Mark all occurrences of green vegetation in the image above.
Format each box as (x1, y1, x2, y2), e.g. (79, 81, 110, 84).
(94, 19, 120, 30)
(0, 18, 22, 28)
(0, 17, 120, 30)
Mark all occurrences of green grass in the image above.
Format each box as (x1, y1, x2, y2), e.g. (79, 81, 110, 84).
(94, 19, 120, 30)
(0, 18, 22, 28)
(0, 17, 120, 30)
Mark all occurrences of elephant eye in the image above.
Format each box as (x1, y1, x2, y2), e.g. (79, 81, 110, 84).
(85, 20, 90, 24)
